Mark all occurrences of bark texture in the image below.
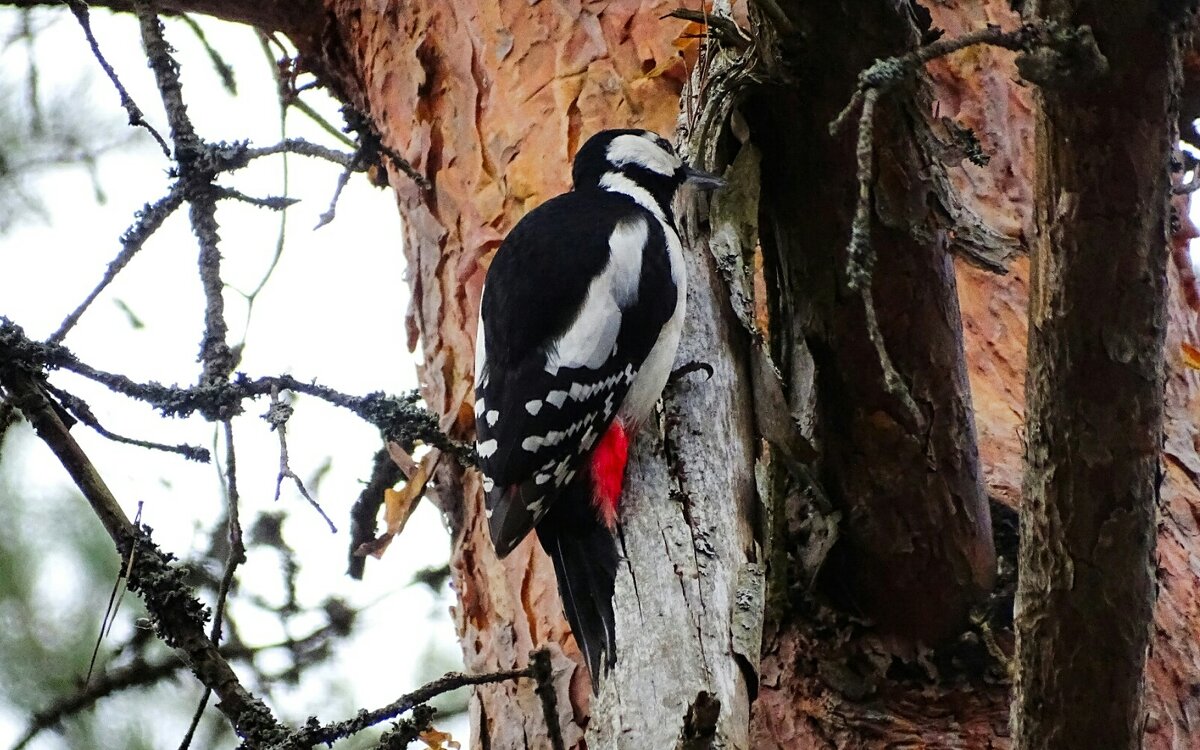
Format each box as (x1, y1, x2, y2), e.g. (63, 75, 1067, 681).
(312, 1, 763, 746)
(748, 0, 995, 646)
(45, 0, 1200, 746)
(1013, 3, 1178, 747)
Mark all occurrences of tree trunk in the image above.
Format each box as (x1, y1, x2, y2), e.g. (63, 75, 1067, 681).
(1014, 3, 1179, 747)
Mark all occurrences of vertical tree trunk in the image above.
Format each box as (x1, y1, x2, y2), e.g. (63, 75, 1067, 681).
(1014, 3, 1178, 747)
(748, 0, 995, 645)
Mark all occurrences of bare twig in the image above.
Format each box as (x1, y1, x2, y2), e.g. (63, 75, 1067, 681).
(135, 0, 235, 385)
(85, 501, 142, 686)
(49, 184, 186, 344)
(846, 88, 879, 291)
(214, 185, 299, 211)
(177, 13, 236, 94)
(267, 389, 338, 532)
(62, 0, 171, 157)
(274, 661, 540, 749)
(0, 368, 287, 745)
(861, 285, 924, 431)
(240, 139, 361, 169)
(1, 319, 477, 464)
(213, 421, 246, 646)
(14, 621, 350, 750)
(180, 419, 247, 749)
(12, 656, 180, 750)
(314, 158, 357, 229)
(830, 20, 1106, 135)
(44, 382, 210, 461)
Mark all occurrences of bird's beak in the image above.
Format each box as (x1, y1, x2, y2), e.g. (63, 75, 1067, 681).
(683, 165, 726, 191)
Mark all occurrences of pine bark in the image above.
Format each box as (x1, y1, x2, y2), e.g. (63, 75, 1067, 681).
(1013, 3, 1179, 747)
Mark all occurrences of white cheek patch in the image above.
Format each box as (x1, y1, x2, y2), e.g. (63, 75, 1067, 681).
(606, 134, 680, 176)
(599, 172, 664, 221)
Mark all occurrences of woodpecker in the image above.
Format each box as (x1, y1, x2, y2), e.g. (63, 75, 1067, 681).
(473, 129, 724, 689)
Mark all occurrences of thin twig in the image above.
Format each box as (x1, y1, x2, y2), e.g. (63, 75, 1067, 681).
(861, 285, 925, 431)
(0, 369, 287, 745)
(663, 8, 751, 50)
(177, 691, 209, 750)
(14, 622, 348, 750)
(214, 186, 299, 211)
(85, 501, 142, 686)
(135, 1, 235, 385)
(275, 663, 537, 749)
(62, 0, 171, 157)
(181, 419, 247, 749)
(845, 91, 924, 429)
(49, 184, 186, 343)
(315, 158, 358, 229)
(44, 383, 210, 461)
(177, 13, 236, 94)
(12, 656, 180, 750)
(846, 88, 879, 291)
(267, 389, 338, 532)
(829, 20, 1106, 134)
(213, 420, 246, 646)
(241, 139, 361, 169)
(1, 319, 477, 463)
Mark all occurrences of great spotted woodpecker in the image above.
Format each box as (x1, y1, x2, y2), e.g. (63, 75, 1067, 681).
(474, 129, 723, 689)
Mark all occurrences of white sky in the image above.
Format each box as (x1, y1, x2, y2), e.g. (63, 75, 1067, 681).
(0, 8, 465, 748)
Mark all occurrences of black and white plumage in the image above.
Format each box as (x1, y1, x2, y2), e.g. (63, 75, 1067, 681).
(474, 129, 723, 689)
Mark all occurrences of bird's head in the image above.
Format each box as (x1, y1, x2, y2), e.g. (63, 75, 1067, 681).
(572, 129, 725, 214)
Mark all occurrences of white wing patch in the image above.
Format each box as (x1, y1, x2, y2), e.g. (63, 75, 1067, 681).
(606, 133, 681, 177)
(486, 410, 499, 427)
(474, 296, 489, 388)
(544, 217, 648, 375)
(525, 399, 543, 415)
(478, 439, 498, 458)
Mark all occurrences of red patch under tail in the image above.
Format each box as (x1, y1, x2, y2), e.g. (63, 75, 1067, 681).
(590, 422, 628, 529)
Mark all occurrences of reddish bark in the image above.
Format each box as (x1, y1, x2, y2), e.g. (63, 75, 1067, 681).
(40, 0, 1200, 745)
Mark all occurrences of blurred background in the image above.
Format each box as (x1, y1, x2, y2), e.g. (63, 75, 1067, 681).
(0, 7, 465, 749)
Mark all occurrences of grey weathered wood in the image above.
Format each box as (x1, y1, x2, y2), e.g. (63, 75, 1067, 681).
(587, 153, 761, 750)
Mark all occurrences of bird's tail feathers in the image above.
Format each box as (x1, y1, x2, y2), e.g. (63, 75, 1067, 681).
(536, 481, 618, 693)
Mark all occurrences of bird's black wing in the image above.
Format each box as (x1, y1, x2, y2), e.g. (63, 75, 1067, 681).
(474, 189, 676, 556)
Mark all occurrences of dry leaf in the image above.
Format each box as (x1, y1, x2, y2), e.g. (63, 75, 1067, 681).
(355, 450, 442, 560)
(420, 728, 460, 750)
(1183, 342, 1200, 370)
(387, 441, 420, 477)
